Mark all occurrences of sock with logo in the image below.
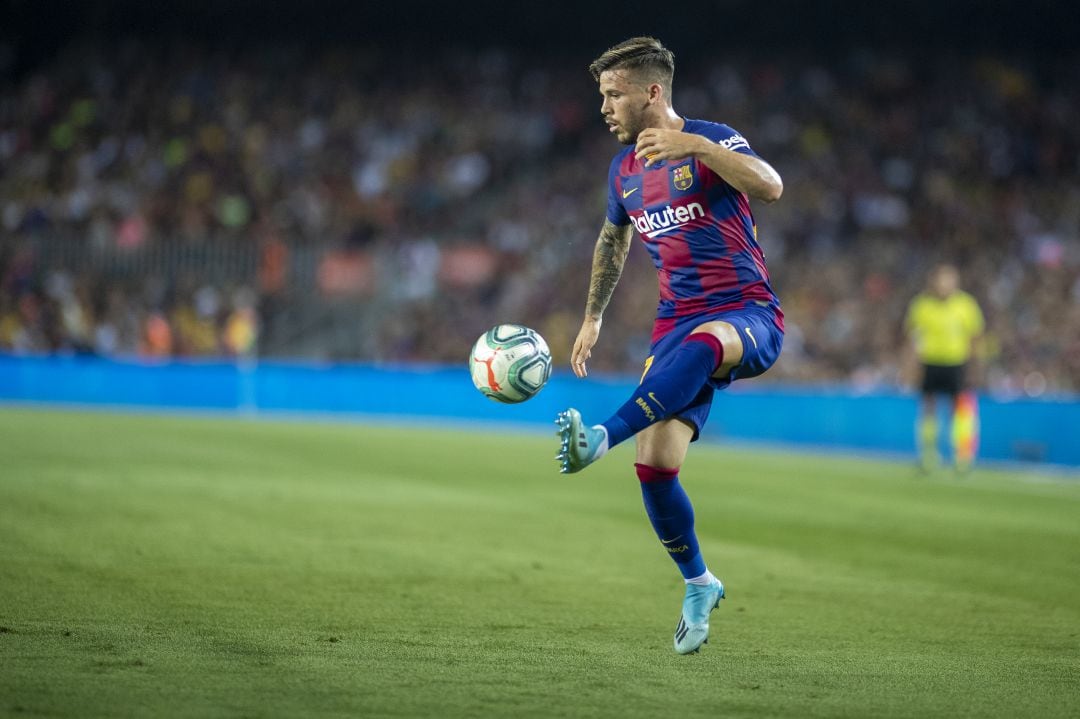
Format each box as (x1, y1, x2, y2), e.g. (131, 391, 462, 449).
(635, 463, 706, 580)
(601, 333, 723, 448)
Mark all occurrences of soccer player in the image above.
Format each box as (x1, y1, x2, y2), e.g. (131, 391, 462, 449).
(555, 37, 784, 654)
(904, 264, 985, 473)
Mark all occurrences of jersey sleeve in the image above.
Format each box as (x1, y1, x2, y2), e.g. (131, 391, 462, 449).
(699, 123, 759, 158)
(605, 153, 630, 226)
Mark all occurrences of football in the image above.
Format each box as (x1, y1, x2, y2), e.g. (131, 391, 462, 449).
(469, 324, 552, 403)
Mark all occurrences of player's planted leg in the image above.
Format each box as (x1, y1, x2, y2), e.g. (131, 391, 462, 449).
(555, 332, 724, 473)
(637, 463, 705, 577)
(636, 463, 724, 654)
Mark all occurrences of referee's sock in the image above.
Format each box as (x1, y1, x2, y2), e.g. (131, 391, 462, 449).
(602, 333, 723, 448)
(918, 414, 939, 469)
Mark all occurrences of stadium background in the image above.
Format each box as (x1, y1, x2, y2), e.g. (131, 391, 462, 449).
(1, 0, 1078, 464)
(2, 4, 1080, 719)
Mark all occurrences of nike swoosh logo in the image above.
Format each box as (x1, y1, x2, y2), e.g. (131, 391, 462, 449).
(647, 392, 666, 411)
(622, 187, 638, 199)
(661, 536, 682, 544)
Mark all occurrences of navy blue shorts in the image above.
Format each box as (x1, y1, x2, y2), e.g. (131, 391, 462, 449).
(641, 305, 784, 440)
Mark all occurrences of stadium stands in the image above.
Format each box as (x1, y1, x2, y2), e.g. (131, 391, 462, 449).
(1, 40, 1077, 394)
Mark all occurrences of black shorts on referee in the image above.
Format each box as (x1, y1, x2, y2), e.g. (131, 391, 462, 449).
(920, 363, 966, 397)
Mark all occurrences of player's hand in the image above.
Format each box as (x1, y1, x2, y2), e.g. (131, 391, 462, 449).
(634, 129, 705, 167)
(571, 318, 601, 378)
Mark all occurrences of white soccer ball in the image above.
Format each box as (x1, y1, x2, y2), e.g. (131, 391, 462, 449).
(469, 324, 552, 404)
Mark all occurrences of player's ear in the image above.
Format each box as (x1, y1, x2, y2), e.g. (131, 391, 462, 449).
(647, 83, 664, 105)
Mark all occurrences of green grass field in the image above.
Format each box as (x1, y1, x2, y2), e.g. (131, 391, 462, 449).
(1, 407, 1078, 718)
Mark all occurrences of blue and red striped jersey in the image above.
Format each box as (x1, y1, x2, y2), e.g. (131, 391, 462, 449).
(606, 119, 783, 336)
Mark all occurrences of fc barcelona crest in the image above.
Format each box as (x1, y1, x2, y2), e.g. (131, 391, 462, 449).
(672, 164, 694, 191)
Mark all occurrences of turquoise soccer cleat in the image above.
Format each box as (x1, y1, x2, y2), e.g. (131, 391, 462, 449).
(674, 578, 725, 654)
(554, 408, 609, 474)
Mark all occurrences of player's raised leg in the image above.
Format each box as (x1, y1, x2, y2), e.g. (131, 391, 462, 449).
(557, 321, 741, 474)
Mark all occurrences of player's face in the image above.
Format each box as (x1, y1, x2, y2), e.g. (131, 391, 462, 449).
(598, 69, 652, 145)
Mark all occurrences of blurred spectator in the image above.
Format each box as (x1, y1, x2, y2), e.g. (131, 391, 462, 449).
(0, 39, 1077, 395)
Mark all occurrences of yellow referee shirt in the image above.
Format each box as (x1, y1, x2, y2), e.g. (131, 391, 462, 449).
(905, 291, 984, 366)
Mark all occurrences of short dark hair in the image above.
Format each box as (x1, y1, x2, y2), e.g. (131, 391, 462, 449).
(588, 36, 675, 92)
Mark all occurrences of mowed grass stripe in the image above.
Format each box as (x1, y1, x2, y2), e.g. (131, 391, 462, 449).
(0, 407, 1077, 718)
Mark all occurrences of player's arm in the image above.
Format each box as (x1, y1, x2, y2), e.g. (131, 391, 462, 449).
(635, 129, 783, 203)
(571, 219, 634, 378)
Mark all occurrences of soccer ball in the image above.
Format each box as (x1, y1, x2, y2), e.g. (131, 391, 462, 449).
(469, 324, 552, 403)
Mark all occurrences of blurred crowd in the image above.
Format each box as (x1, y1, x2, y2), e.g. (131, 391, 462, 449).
(1, 39, 1077, 394)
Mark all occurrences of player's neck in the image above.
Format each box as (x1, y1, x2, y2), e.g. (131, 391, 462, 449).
(646, 105, 684, 131)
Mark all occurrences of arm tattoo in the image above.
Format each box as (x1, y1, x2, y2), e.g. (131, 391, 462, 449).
(585, 220, 633, 320)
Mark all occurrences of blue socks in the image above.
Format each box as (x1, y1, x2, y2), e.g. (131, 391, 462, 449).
(635, 463, 706, 579)
(602, 332, 723, 448)
(604, 334, 721, 579)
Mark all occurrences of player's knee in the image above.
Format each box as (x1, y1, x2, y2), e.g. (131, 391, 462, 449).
(690, 320, 744, 370)
(635, 420, 693, 467)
